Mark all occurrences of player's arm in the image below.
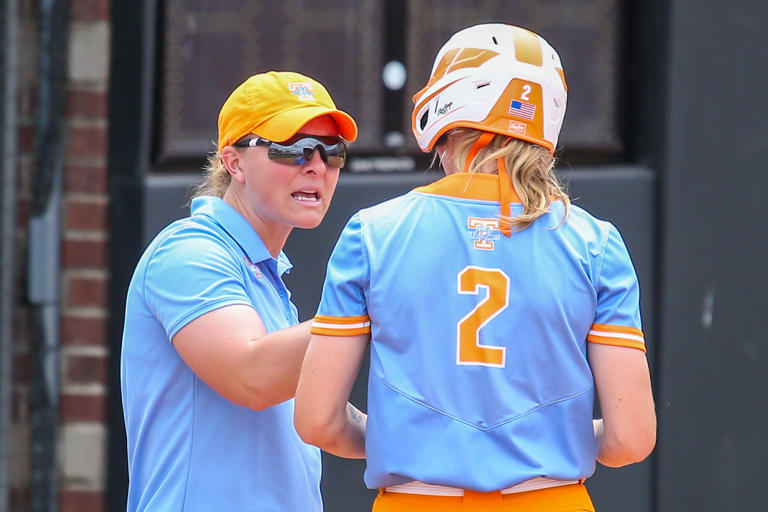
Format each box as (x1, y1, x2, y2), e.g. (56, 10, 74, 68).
(294, 333, 369, 459)
(588, 343, 656, 467)
(173, 305, 311, 411)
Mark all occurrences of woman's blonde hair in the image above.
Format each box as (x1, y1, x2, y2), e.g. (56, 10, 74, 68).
(190, 149, 232, 199)
(444, 128, 570, 230)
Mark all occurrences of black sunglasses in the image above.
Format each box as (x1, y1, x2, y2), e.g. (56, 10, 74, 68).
(234, 133, 347, 168)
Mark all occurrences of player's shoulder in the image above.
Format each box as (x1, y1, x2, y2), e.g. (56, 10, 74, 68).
(561, 202, 615, 240)
(367, 191, 417, 211)
(358, 191, 420, 223)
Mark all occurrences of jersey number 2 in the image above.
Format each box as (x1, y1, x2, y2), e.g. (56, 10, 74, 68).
(456, 266, 510, 367)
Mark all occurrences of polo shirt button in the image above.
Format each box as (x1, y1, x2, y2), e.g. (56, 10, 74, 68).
(284, 311, 291, 320)
(278, 290, 287, 298)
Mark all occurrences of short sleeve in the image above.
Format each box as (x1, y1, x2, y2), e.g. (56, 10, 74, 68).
(312, 212, 371, 336)
(143, 232, 253, 340)
(588, 224, 646, 352)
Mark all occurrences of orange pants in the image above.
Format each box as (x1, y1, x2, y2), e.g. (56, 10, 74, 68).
(372, 483, 595, 511)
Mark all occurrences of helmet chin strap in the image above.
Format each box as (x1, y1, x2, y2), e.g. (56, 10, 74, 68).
(463, 132, 513, 237)
(463, 132, 495, 173)
(497, 152, 513, 237)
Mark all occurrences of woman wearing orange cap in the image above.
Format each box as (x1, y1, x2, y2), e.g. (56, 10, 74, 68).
(121, 71, 358, 511)
(295, 24, 656, 511)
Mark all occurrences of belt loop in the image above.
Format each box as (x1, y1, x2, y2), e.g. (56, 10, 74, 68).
(463, 489, 503, 506)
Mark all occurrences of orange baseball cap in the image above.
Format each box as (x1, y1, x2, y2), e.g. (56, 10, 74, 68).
(217, 71, 358, 150)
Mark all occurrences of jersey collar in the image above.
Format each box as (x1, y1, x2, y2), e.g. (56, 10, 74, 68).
(413, 172, 522, 203)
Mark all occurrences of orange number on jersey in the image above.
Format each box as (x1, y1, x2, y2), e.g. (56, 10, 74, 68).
(457, 266, 510, 367)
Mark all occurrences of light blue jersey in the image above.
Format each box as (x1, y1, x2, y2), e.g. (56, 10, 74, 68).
(122, 196, 322, 511)
(312, 173, 645, 492)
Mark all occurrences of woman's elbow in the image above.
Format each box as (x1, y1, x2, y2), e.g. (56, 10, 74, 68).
(242, 394, 277, 411)
(294, 410, 340, 448)
(600, 428, 656, 467)
(630, 413, 658, 462)
(294, 393, 337, 447)
(223, 376, 288, 411)
(621, 432, 656, 464)
(293, 412, 316, 445)
(223, 389, 274, 411)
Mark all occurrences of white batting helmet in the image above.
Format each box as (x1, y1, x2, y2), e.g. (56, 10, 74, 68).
(411, 24, 568, 154)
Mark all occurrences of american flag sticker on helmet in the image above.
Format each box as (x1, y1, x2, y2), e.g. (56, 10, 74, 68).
(508, 100, 536, 120)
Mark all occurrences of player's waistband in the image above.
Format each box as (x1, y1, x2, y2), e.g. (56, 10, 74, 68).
(384, 477, 580, 496)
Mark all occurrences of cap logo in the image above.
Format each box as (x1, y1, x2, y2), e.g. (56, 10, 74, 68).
(288, 82, 315, 100)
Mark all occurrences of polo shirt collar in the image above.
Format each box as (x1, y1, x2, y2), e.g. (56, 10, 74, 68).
(190, 196, 293, 275)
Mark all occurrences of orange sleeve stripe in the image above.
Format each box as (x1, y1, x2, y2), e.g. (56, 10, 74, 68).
(591, 323, 644, 337)
(587, 323, 646, 352)
(314, 314, 370, 325)
(311, 315, 371, 336)
(310, 325, 371, 336)
(587, 335, 647, 353)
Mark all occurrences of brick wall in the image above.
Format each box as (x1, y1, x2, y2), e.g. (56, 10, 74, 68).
(11, 0, 37, 508)
(12, 1, 112, 511)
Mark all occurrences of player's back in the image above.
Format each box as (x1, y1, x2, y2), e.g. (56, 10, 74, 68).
(358, 172, 619, 491)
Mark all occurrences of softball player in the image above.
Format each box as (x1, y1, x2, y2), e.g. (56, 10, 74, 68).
(295, 24, 656, 511)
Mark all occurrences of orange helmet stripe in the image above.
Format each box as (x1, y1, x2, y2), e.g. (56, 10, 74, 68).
(555, 67, 568, 92)
(418, 48, 500, 99)
(513, 31, 543, 66)
(447, 48, 500, 73)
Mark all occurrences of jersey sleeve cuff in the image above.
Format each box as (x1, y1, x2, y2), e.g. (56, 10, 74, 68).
(587, 323, 646, 352)
(311, 314, 371, 336)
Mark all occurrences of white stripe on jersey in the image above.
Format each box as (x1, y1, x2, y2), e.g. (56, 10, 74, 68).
(313, 320, 371, 330)
(588, 329, 644, 343)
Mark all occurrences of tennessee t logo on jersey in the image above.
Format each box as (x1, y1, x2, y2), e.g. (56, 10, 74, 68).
(468, 217, 501, 250)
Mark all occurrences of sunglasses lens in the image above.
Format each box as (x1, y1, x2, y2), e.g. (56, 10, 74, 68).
(266, 144, 307, 165)
(326, 155, 345, 168)
(314, 143, 347, 168)
(267, 136, 346, 168)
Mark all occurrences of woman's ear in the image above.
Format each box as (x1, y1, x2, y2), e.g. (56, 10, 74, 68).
(221, 146, 246, 185)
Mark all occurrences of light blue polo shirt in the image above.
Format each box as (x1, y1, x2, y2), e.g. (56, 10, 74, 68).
(121, 196, 322, 511)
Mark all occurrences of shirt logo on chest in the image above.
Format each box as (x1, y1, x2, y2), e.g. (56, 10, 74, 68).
(468, 217, 501, 251)
(243, 256, 264, 279)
